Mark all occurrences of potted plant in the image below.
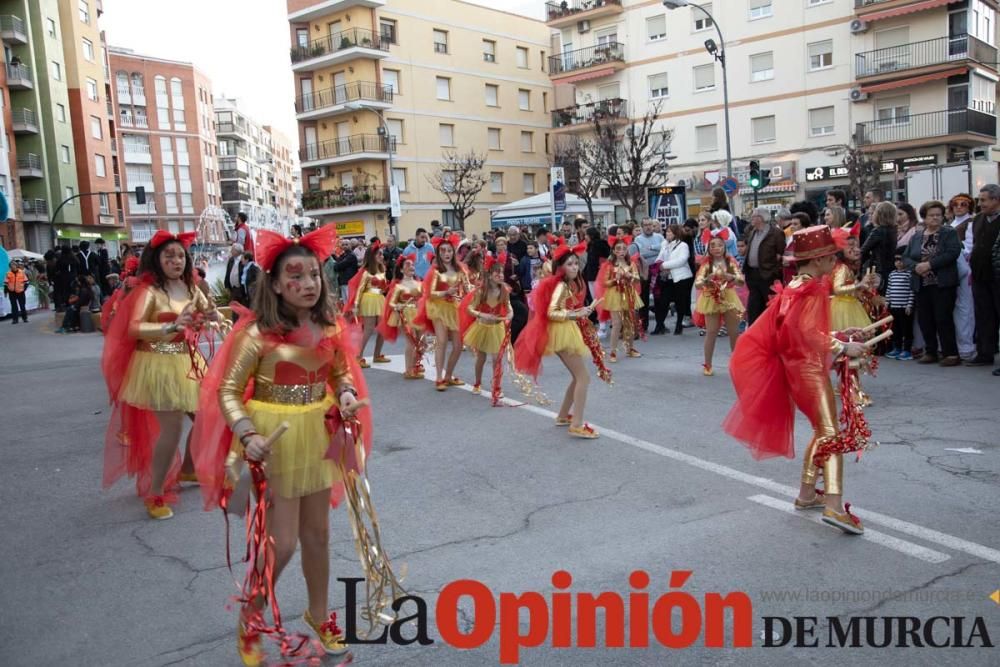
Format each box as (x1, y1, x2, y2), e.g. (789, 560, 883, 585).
(340, 36, 353, 50)
(311, 43, 325, 58)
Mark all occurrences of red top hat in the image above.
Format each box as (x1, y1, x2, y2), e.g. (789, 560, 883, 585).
(792, 225, 839, 262)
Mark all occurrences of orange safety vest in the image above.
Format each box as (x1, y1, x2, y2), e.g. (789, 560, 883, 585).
(5, 269, 27, 293)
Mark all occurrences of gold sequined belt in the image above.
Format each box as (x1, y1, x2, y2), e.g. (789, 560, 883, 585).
(140, 340, 187, 354)
(254, 382, 327, 405)
(365, 288, 383, 295)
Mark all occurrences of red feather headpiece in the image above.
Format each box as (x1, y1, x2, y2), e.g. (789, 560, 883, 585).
(397, 252, 416, 268)
(255, 225, 339, 273)
(483, 254, 504, 272)
(149, 230, 197, 250)
(551, 241, 586, 263)
(431, 233, 461, 249)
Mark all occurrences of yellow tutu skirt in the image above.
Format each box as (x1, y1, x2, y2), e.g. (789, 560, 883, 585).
(120, 349, 204, 412)
(426, 298, 459, 331)
(359, 292, 385, 318)
(603, 285, 643, 312)
(544, 320, 589, 356)
(695, 288, 744, 315)
(238, 395, 340, 499)
(464, 321, 505, 355)
(831, 295, 872, 331)
(387, 305, 417, 329)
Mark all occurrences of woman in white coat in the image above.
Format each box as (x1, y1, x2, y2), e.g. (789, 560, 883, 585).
(652, 224, 694, 335)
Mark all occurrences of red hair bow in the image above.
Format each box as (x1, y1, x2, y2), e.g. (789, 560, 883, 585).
(551, 241, 586, 262)
(397, 252, 416, 268)
(431, 233, 461, 249)
(256, 225, 339, 273)
(371, 239, 382, 251)
(608, 234, 633, 247)
(149, 230, 197, 250)
(484, 254, 505, 271)
(831, 227, 851, 250)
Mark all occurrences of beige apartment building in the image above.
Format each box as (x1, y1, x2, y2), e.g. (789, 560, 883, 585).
(288, 0, 553, 239)
(546, 0, 999, 218)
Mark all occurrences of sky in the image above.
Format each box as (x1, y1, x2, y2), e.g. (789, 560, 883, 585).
(99, 0, 545, 151)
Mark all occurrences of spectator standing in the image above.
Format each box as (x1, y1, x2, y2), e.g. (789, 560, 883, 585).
(223, 243, 246, 305)
(402, 227, 433, 279)
(506, 225, 528, 261)
(947, 194, 977, 361)
(860, 201, 898, 294)
(631, 218, 665, 332)
(896, 203, 919, 250)
(653, 224, 693, 335)
(233, 212, 255, 254)
(4, 259, 29, 323)
(53, 247, 79, 312)
(885, 253, 915, 360)
(967, 183, 1000, 368)
(382, 234, 402, 281)
(743, 208, 786, 325)
(241, 252, 261, 305)
(333, 237, 359, 302)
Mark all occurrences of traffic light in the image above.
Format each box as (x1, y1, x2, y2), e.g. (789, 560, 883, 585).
(749, 160, 761, 190)
(759, 168, 771, 190)
(135, 186, 146, 205)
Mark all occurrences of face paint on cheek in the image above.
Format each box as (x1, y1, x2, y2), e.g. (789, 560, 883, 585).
(285, 279, 303, 294)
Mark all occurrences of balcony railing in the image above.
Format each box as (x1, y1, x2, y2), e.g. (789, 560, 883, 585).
(11, 108, 37, 130)
(0, 14, 27, 41)
(122, 142, 151, 154)
(546, 0, 622, 22)
(290, 28, 387, 64)
(22, 199, 48, 218)
(6, 62, 32, 85)
(17, 153, 42, 170)
(300, 134, 396, 163)
(219, 169, 250, 180)
(217, 122, 249, 136)
(855, 108, 997, 146)
(549, 42, 625, 76)
(295, 81, 394, 114)
(855, 0, 896, 7)
(552, 98, 628, 129)
(107, 99, 114, 118)
(856, 34, 997, 78)
(303, 186, 390, 211)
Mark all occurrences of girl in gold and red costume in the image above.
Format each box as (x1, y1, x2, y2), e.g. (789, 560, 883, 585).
(724, 226, 871, 535)
(594, 235, 643, 362)
(101, 231, 219, 520)
(463, 248, 485, 288)
(415, 233, 471, 391)
(830, 231, 881, 407)
(192, 225, 374, 666)
(377, 254, 426, 379)
(460, 256, 513, 402)
(515, 243, 612, 439)
(345, 242, 389, 368)
(695, 236, 745, 376)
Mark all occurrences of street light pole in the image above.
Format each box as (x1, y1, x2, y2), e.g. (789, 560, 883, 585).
(48, 191, 118, 248)
(344, 102, 397, 238)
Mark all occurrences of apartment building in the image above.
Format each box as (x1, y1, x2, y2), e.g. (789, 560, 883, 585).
(288, 0, 553, 238)
(0, 28, 23, 249)
(109, 47, 225, 244)
(546, 0, 999, 218)
(266, 125, 299, 220)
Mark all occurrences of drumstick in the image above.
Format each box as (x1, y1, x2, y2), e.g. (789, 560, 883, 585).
(864, 329, 893, 348)
(862, 315, 894, 334)
(262, 422, 289, 450)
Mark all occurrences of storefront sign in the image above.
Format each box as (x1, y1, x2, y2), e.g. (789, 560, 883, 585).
(805, 155, 938, 182)
(648, 186, 687, 229)
(335, 221, 366, 237)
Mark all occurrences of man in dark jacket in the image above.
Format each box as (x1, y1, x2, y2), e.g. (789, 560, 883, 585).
(967, 183, 1000, 368)
(223, 243, 246, 305)
(743, 208, 786, 325)
(382, 234, 402, 281)
(333, 238, 359, 302)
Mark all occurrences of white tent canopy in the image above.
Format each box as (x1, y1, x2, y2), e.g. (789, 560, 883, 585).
(489, 193, 614, 230)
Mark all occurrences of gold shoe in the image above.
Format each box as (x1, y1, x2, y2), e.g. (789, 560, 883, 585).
(471, 384, 482, 395)
(703, 364, 713, 376)
(373, 355, 391, 363)
(303, 610, 349, 656)
(358, 358, 370, 368)
(144, 496, 174, 520)
(403, 370, 422, 379)
(608, 351, 618, 363)
(237, 621, 265, 667)
(447, 376, 464, 386)
(626, 349, 642, 358)
(555, 414, 572, 427)
(793, 495, 825, 511)
(821, 505, 864, 535)
(568, 424, 599, 439)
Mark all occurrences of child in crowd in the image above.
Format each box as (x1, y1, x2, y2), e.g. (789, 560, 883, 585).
(885, 253, 915, 360)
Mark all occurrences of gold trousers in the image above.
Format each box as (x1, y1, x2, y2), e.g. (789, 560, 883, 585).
(799, 378, 843, 495)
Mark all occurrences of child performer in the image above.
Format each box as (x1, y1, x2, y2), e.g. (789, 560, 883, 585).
(377, 254, 426, 379)
(101, 231, 219, 519)
(415, 233, 471, 391)
(594, 235, 643, 362)
(515, 242, 611, 439)
(695, 236, 745, 376)
(724, 226, 870, 535)
(460, 256, 513, 402)
(463, 248, 485, 288)
(830, 232, 880, 406)
(345, 241, 389, 368)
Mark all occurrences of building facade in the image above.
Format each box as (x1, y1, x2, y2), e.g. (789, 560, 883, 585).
(0, 29, 24, 249)
(546, 0, 999, 220)
(266, 125, 299, 220)
(288, 0, 554, 239)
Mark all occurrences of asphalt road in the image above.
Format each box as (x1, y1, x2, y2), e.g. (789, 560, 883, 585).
(1, 312, 997, 666)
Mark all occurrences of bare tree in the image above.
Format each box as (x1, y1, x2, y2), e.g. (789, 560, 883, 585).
(841, 143, 883, 204)
(592, 99, 673, 222)
(427, 150, 488, 229)
(551, 135, 604, 224)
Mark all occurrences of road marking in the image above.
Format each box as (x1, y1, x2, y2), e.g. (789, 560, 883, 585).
(747, 494, 951, 564)
(370, 358, 1000, 566)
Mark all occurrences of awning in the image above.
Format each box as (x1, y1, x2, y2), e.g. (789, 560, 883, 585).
(860, 66, 968, 94)
(738, 179, 798, 196)
(556, 67, 617, 84)
(861, 0, 962, 23)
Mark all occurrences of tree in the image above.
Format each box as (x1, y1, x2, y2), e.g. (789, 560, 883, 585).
(592, 99, 673, 222)
(841, 143, 883, 205)
(551, 135, 604, 224)
(427, 149, 488, 230)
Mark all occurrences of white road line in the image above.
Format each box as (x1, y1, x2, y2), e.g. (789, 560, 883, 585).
(370, 358, 1000, 566)
(748, 495, 951, 564)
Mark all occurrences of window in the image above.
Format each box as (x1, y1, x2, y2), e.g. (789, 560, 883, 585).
(95, 154, 106, 178)
(518, 89, 531, 111)
(79, 0, 89, 23)
(181, 194, 194, 214)
(491, 172, 504, 194)
(649, 73, 669, 99)
(693, 4, 713, 31)
(160, 136, 174, 164)
(86, 78, 98, 101)
(516, 46, 529, 68)
(392, 167, 407, 191)
(876, 95, 910, 126)
(90, 115, 102, 139)
(379, 18, 397, 44)
(436, 76, 451, 100)
(483, 39, 496, 62)
(807, 0, 831, 5)
(488, 127, 501, 150)
(66, 187, 75, 203)
(647, 15, 667, 41)
(694, 64, 715, 91)
(485, 84, 499, 107)
(99, 193, 110, 214)
(433, 29, 448, 54)
(170, 78, 186, 130)
(383, 69, 400, 94)
(155, 76, 169, 127)
(441, 170, 456, 192)
(60, 145, 71, 164)
(808, 40, 833, 70)
(82, 38, 94, 61)
(439, 123, 455, 146)
(696, 123, 717, 152)
(56, 104, 66, 122)
(749, 0, 772, 20)
(750, 52, 774, 81)
(523, 173, 535, 194)
(386, 118, 403, 143)
(296, 28, 309, 48)
(809, 106, 835, 136)
(520, 131, 534, 152)
(46, 18, 56, 37)
(752, 115, 776, 144)
(51, 61, 62, 81)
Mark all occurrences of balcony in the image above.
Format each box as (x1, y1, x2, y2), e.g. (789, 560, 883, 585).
(122, 143, 153, 165)
(295, 81, 394, 121)
(17, 154, 43, 179)
(288, 0, 386, 23)
(107, 99, 114, 119)
(22, 199, 48, 222)
(219, 169, 250, 181)
(545, 0, 623, 28)
(116, 85, 131, 104)
(855, 108, 997, 150)
(855, 34, 997, 82)
(300, 133, 395, 168)
(290, 28, 389, 73)
(551, 98, 628, 133)
(132, 87, 146, 106)
(302, 185, 390, 215)
(11, 108, 38, 134)
(119, 113, 149, 129)
(853, 0, 992, 18)
(6, 63, 32, 90)
(549, 42, 625, 80)
(110, 139, 118, 155)
(0, 15, 27, 44)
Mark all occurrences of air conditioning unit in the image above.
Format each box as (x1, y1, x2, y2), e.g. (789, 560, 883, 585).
(850, 19, 868, 34)
(578, 20, 591, 34)
(972, 147, 989, 161)
(317, 166, 328, 178)
(849, 87, 868, 102)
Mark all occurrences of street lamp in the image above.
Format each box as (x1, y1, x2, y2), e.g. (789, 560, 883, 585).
(663, 0, 733, 182)
(344, 101, 398, 237)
